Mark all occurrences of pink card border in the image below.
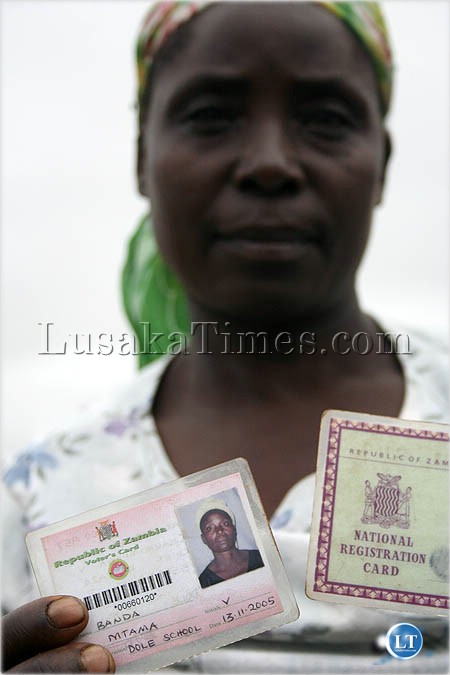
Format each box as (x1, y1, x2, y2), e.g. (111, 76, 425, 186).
(313, 418, 449, 610)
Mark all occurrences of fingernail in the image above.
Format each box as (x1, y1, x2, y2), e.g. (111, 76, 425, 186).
(47, 596, 87, 628)
(81, 645, 115, 673)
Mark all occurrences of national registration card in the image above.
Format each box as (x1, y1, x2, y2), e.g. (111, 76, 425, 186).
(306, 410, 449, 616)
(26, 458, 298, 671)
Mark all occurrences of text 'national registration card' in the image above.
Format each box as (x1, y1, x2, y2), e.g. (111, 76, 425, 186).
(26, 458, 298, 671)
(306, 410, 449, 616)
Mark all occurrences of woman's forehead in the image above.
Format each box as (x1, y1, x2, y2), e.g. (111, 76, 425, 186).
(203, 509, 232, 523)
(149, 3, 380, 106)
(182, 2, 362, 59)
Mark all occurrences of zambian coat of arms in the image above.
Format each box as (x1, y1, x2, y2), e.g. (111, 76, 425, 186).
(361, 473, 412, 529)
(95, 519, 119, 541)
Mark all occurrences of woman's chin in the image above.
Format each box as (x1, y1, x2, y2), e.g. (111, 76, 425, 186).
(200, 290, 330, 326)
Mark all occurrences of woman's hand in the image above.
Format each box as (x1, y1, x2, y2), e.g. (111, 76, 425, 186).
(2, 596, 115, 672)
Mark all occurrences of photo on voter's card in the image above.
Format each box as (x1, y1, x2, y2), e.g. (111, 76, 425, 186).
(176, 488, 264, 589)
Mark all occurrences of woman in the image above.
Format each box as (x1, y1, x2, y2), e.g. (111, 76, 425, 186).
(3, 2, 448, 673)
(196, 502, 264, 588)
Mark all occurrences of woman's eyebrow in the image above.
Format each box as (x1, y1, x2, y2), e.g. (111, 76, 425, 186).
(291, 77, 371, 113)
(164, 73, 372, 119)
(166, 74, 247, 109)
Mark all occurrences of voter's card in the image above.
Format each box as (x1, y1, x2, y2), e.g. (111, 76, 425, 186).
(306, 410, 449, 615)
(26, 458, 298, 671)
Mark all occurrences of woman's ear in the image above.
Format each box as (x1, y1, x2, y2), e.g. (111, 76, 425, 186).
(137, 130, 149, 197)
(376, 129, 392, 205)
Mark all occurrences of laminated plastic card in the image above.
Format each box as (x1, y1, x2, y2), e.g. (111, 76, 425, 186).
(27, 458, 299, 672)
(306, 410, 449, 616)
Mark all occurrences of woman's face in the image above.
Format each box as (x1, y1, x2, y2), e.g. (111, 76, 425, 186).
(140, 2, 389, 321)
(201, 509, 236, 553)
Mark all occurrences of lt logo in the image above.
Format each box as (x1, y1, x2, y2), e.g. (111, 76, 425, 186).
(386, 623, 423, 660)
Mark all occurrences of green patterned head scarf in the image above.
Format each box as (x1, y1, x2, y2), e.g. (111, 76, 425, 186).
(124, 1, 394, 367)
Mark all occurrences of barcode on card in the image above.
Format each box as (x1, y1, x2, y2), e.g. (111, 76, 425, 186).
(83, 570, 172, 611)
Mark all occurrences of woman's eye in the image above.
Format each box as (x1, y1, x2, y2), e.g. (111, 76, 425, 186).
(298, 107, 354, 138)
(185, 105, 236, 134)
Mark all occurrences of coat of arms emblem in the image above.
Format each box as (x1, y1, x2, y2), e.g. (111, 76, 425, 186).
(95, 519, 119, 541)
(361, 473, 412, 529)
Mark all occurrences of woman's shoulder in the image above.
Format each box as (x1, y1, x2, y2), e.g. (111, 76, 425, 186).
(389, 322, 449, 423)
(3, 355, 175, 525)
(247, 548, 264, 570)
(199, 564, 221, 588)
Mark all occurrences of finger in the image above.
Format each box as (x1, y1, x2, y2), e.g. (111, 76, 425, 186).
(7, 642, 115, 673)
(2, 596, 89, 670)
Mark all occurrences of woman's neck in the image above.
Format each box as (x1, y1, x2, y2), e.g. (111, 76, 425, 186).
(210, 548, 244, 572)
(182, 292, 387, 394)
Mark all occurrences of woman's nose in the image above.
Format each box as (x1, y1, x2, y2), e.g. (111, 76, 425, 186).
(234, 117, 304, 197)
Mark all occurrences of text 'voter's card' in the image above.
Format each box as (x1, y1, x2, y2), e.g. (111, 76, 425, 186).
(306, 410, 449, 616)
(26, 458, 298, 672)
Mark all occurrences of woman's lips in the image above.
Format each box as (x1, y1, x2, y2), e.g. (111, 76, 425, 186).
(216, 536, 232, 546)
(213, 225, 322, 261)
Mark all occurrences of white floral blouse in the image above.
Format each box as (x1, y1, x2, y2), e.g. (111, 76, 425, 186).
(3, 326, 448, 673)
